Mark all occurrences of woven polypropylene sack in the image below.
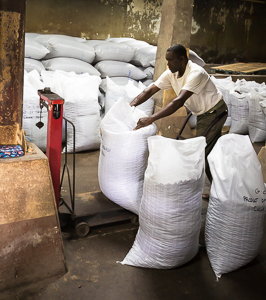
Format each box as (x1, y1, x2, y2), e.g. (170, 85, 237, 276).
(98, 98, 157, 215)
(23, 70, 47, 151)
(42, 58, 100, 76)
(52, 71, 102, 152)
(248, 89, 266, 142)
(94, 42, 135, 63)
(205, 134, 266, 280)
(229, 90, 250, 134)
(104, 77, 154, 116)
(94, 60, 147, 80)
(25, 58, 45, 73)
(121, 135, 206, 269)
(130, 46, 157, 67)
(44, 37, 95, 63)
(25, 36, 50, 60)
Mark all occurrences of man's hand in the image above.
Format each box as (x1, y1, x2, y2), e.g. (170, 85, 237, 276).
(134, 117, 153, 130)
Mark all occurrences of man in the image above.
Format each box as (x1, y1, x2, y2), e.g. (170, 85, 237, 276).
(130, 44, 228, 196)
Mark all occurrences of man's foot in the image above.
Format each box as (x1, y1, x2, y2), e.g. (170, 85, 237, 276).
(202, 194, 209, 200)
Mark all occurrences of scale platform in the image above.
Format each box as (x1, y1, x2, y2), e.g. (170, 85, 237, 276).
(59, 191, 137, 237)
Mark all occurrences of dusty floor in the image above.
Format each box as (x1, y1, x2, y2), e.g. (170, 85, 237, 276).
(2, 143, 266, 300)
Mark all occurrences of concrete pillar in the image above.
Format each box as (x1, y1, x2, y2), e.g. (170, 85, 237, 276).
(0, 1, 67, 294)
(0, 0, 25, 127)
(153, 0, 194, 139)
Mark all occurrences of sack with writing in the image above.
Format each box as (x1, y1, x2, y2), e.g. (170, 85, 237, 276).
(205, 134, 266, 280)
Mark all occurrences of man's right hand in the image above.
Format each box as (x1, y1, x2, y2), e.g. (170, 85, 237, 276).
(134, 117, 153, 130)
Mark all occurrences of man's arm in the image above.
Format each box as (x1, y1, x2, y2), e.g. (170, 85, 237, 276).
(134, 89, 194, 130)
(130, 84, 160, 107)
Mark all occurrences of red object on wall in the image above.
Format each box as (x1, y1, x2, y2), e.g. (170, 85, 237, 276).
(38, 89, 64, 208)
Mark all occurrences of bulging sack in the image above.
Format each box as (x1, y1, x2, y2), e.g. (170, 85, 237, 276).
(205, 134, 266, 280)
(98, 98, 157, 215)
(120, 135, 206, 269)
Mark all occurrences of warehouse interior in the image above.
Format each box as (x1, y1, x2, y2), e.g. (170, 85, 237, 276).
(1, 0, 266, 299)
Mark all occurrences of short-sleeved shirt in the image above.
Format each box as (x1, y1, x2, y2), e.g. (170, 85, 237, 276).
(154, 60, 223, 116)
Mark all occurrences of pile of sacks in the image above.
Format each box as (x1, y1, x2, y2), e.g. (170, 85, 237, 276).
(211, 76, 266, 142)
(98, 99, 266, 279)
(99, 98, 207, 268)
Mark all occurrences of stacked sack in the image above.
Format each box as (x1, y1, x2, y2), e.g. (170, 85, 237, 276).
(211, 76, 266, 142)
(23, 69, 47, 151)
(42, 70, 102, 153)
(24, 33, 49, 74)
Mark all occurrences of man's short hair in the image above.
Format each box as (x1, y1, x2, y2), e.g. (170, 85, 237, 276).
(167, 44, 188, 59)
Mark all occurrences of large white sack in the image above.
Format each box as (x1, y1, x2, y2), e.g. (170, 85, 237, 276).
(99, 76, 138, 93)
(85, 40, 107, 47)
(211, 76, 235, 126)
(35, 34, 85, 46)
(205, 134, 266, 280)
(94, 42, 135, 63)
(106, 37, 136, 43)
(189, 49, 205, 67)
(41, 71, 55, 89)
(98, 98, 157, 215)
(43, 37, 95, 63)
(121, 135, 206, 269)
(260, 99, 266, 116)
(52, 71, 102, 152)
(25, 36, 50, 60)
(23, 70, 47, 151)
(130, 46, 157, 67)
(104, 77, 154, 116)
(123, 40, 150, 50)
(42, 58, 100, 76)
(229, 90, 250, 134)
(248, 89, 266, 142)
(94, 60, 147, 80)
(25, 58, 45, 73)
(25, 32, 41, 39)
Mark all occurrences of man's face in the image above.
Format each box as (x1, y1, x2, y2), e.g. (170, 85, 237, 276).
(166, 50, 182, 73)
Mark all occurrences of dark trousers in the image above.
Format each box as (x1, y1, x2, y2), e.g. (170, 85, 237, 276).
(196, 100, 228, 183)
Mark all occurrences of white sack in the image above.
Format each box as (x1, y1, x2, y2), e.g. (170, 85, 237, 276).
(248, 89, 266, 142)
(23, 70, 47, 151)
(94, 60, 147, 80)
(106, 37, 135, 43)
(99, 77, 138, 93)
(25, 58, 45, 73)
(141, 79, 153, 87)
(260, 99, 266, 116)
(205, 134, 266, 279)
(130, 46, 157, 67)
(43, 37, 95, 63)
(85, 40, 107, 47)
(52, 71, 102, 152)
(104, 77, 154, 116)
(229, 90, 250, 134)
(211, 76, 235, 125)
(98, 98, 157, 214)
(25, 36, 50, 60)
(35, 34, 85, 46)
(189, 49, 205, 67)
(121, 135, 206, 269)
(41, 71, 55, 89)
(94, 42, 135, 63)
(123, 40, 150, 50)
(42, 58, 100, 76)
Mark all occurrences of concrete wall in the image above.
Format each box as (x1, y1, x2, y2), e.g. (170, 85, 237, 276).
(25, 0, 162, 45)
(25, 0, 266, 63)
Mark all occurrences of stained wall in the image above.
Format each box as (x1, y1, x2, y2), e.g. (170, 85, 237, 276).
(25, 0, 266, 63)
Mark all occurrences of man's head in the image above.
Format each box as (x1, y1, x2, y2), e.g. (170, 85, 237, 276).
(166, 44, 188, 74)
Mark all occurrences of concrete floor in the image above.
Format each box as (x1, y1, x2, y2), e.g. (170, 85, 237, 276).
(3, 144, 266, 300)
